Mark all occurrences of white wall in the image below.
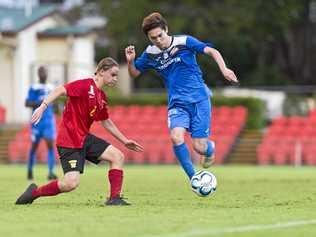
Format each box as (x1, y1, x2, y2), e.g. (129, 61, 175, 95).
(10, 16, 59, 123)
(67, 35, 95, 81)
(0, 46, 14, 121)
(1, 15, 96, 123)
(222, 88, 286, 119)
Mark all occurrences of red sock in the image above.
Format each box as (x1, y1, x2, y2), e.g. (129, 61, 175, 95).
(32, 180, 61, 198)
(108, 169, 123, 199)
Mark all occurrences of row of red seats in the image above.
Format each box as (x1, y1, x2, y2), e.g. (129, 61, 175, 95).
(109, 105, 246, 116)
(257, 140, 316, 165)
(257, 110, 316, 165)
(8, 105, 247, 165)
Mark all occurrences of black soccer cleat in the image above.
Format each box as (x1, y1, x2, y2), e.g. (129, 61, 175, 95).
(15, 183, 38, 205)
(105, 196, 131, 206)
(47, 173, 58, 180)
(27, 170, 33, 181)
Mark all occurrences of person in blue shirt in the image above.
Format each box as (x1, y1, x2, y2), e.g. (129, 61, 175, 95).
(125, 12, 238, 181)
(25, 66, 57, 180)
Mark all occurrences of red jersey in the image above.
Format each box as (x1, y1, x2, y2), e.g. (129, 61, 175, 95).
(56, 78, 109, 148)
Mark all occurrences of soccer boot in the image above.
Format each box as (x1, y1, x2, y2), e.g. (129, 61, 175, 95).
(15, 183, 38, 205)
(47, 173, 58, 180)
(27, 170, 33, 180)
(202, 141, 215, 168)
(105, 196, 131, 206)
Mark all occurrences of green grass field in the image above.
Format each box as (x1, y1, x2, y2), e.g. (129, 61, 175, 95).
(0, 165, 316, 237)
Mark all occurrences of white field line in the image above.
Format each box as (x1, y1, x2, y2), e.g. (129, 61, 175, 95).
(143, 219, 316, 237)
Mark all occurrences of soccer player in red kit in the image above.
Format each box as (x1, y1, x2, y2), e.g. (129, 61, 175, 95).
(15, 57, 143, 206)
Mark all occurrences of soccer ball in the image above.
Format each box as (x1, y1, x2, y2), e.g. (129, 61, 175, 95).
(191, 170, 217, 197)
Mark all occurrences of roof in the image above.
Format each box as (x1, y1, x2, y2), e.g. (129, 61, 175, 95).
(0, 4, 58, 33)
(38, 26, 92, 37)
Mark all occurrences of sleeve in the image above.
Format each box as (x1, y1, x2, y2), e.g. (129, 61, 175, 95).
(95, 107, 109, 121)
(186, 35, 214, 54)
(134, 51, 152, 73)
(64, 80, 87, 97)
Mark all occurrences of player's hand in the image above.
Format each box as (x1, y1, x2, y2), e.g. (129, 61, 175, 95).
(222, 68, 238, 83)
(125, 45, 136, 63)
(31, 104, 46, 125)
(124, 139, 144, 152)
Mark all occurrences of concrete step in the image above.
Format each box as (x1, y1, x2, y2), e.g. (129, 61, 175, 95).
(227, 129, 263, 164)
(0, 127, 20, 163)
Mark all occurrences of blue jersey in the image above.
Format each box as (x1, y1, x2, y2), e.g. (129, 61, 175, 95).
(26, 83, 55, 127)
(134, 35, 213, 107)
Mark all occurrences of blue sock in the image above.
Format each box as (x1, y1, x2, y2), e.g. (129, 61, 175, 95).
(47, 148, 55, 174)
(27, 150, 36, 172)
(173, 143, 195, 179)
(205, 140, 215, 157)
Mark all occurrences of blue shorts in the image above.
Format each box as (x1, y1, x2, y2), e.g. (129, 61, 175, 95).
(31, 122, 56, 143)
(168, 99, 211, 138)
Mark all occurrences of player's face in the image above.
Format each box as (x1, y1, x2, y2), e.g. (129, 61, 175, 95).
(103, 66, 119, 87)
(38, 66, 47, 83)
(147, 27, 170, 49)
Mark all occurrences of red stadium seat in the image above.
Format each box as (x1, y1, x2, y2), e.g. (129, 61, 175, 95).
(272, 116, 288, 127)
(258, 114, 316, 165)
(8, 105, 247, 165)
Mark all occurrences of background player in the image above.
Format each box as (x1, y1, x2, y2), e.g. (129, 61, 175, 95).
(125, 12, 238, 180)
(25, 66, 57, 180)
(16, 57, 143, 206)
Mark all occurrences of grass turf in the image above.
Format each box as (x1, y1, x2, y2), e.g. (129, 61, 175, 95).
(0, 165, 316, 237)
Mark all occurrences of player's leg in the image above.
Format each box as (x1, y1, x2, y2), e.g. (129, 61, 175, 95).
(44, 138, 57, 180)
(169, 107, 195, 179)
(27, 127, 40, 180)
(192, 138, 215, 168)
(43, 123, 57, 180)
(191, 99, 215, 168)
(99, 146, 129, 205)
(15, 171, 80, 205)
(15, 148, 83, 205)
(33, 171, 79, 197)
(83, 134, 129, 206)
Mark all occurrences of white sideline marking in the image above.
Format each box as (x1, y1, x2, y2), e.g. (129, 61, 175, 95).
(144, 219, 316, 237)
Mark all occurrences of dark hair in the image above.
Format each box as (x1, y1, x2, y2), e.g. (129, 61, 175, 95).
(142, 12, 168, 35)
(95, 57, 118, 75)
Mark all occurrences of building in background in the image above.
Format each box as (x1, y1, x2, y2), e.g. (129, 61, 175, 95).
(0, 4, 96, 123)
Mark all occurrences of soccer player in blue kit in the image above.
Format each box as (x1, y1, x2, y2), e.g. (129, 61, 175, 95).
(25, 66, 57, 180)
(125, 12, 238, 180)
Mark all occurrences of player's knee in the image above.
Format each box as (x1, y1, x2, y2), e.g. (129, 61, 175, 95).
(193, 141, 207, 155)
(170, 133, 184, 145)
(63, 176, 80, 192)
(113, 150, 125, 165)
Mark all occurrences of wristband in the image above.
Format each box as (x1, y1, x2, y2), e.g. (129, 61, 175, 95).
(42, 101, 48, 108)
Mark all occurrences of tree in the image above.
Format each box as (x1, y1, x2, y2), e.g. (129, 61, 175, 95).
(99, 0, 316, 87)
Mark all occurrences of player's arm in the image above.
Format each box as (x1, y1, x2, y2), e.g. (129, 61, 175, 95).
(101, 119, 144, 152)
(204, 47, 238, 83)
(25, 100, 41, 109)
(125, 45, 141, 78)
(31, 85, 66, 124)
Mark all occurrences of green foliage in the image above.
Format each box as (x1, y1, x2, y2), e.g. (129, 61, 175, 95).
(99, 0, 314, 86)
(108, 92, 168, 106)
(283, 94, 310, 116)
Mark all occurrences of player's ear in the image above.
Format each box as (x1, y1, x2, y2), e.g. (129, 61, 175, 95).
(165, 26, 168, 34)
